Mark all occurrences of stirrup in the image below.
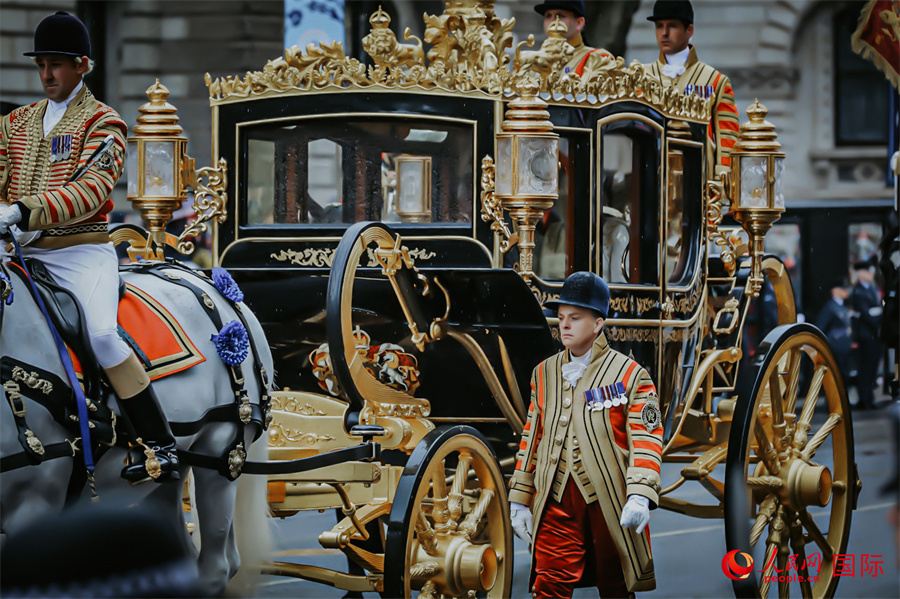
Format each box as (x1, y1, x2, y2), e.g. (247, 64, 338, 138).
(123, 438, 180, 484)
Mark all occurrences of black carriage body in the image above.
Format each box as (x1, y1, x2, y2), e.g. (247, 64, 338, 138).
(210, 86, 715, 450)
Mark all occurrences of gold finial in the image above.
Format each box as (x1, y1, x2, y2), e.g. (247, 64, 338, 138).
(734, 99, 781, 152)
(131, 79, 184, 137)
(547, 15, 568, 38)
(369, 5, 391, 28)
(501, 75, 553, 133)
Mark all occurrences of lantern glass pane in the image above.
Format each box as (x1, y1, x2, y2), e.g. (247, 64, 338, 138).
(773, 157, 785, 209)
(517, 137, 558, 195)
(143, 141, 176, 197)
(496, 137, 513, 196)
(126, 140, 140, 197)
(740, 156, 767, 208)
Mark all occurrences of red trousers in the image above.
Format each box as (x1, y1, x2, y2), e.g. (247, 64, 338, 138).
(532, 479, 633, 598)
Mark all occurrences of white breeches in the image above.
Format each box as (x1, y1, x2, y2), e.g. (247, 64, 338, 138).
(10, 242, 133, 368)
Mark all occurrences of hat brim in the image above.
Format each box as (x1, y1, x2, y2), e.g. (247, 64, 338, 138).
(646, 15, 692, 24)
(544, 299, 606, 318)
(23, 50, 85, 57)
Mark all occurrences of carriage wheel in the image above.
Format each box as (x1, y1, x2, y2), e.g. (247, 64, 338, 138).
(725, 324, 856, 599)
(384, 426, 512, 598)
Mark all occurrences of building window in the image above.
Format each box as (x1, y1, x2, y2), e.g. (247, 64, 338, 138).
(833, 3, 890, 145)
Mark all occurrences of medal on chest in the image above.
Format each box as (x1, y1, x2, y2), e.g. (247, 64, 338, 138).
(50, 134, 73, 163)
(684, 84, 714, 99)
(585, 382, 626, 412)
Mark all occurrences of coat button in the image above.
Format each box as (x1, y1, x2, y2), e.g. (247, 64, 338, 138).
(551, 454, 558, 463)
(555, 435, 563, 445)
(563, 380, 571, 390)
(573, 438, 578, 446)
(563, 398, 571, 408)
(559, 415, 569, 426)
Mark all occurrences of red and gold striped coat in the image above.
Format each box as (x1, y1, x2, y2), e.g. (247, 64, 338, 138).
(644, 46, 739, 171)
(509, 331, 663, 592)
(0, 85, 126, 249)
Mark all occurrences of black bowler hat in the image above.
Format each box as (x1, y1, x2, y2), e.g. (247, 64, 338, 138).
(544, 271, 610, 319)
(853, 258, 874, 271)
(534, 0, 587, 19)
(647, 0, 694, 26)
(23, 11, 91, 58)
(829, 277, 848, 290)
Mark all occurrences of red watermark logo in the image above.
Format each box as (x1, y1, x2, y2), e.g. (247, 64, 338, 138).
(722, 550, 755, 580)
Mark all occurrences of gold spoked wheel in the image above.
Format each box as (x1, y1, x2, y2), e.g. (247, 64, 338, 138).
(384, 426, 512, 598)
(725, 324, 858, 599)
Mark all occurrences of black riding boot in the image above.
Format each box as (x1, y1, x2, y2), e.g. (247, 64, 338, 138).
(118, 385, 180, 484)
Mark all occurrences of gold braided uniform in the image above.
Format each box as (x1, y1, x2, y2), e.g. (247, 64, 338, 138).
(509, 331, 663, 592)
(0, 85, 126, 249)
(644, 45, 739, 170)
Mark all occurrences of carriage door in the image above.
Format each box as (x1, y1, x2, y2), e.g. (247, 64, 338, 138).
(660, 126, 705, 431)
(596, 114, 663, 384)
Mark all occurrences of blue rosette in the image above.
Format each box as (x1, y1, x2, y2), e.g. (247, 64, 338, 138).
(211, 267, 244, 303)
(211, 320, 249, 366)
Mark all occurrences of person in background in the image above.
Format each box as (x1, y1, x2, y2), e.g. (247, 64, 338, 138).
(509, 272, 662, 597)
(816, 278, 854, 389)
(643, 0, 739, 173)
(533, 0, 612, 78)
(851, 259, 883, 410)
(0, 11, 178, 482)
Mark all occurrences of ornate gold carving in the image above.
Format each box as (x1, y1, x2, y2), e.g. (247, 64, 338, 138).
(479, 155, 516, 252)
(135, 438, 162, 480)
(635, 297, 656, 313)
(239, 395, 252, 424)
(531, 286, 560, 307)
(310, 328, 422, 399)
(270, 395, 327, 416)
(670, 281, 704, 314)
(271, 246, 436, 267)
(606, 327, 657, 342)
(268, 422, 335, 447)
(706, 169, 737, 276)
(228, 442, 246, 478)
(363, 7, 425, 70)
(25, 430, 45, 455)
(12, 366, 53, 395)
(514, 16, 570, 76)
(204, 4, 711, 122)
(176, 158, 228, 254)
(609, 296, 630, 313)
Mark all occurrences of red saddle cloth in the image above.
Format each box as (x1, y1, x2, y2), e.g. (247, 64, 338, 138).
(70, 283, 205, 381)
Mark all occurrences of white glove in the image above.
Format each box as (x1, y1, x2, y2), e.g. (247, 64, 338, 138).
(510, 501, 533, 544)
(619, 494, 650, 533)
(0, 204, 22, 236)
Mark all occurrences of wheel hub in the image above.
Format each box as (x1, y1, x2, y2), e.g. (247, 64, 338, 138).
(785, 459, 832, 509)
(413, 533, 498, 596)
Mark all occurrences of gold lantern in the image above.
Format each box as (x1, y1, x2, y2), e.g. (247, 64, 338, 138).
(126, 80, 228, 262)
(495, 76, 559, 281)
(729, 100, 786, 296)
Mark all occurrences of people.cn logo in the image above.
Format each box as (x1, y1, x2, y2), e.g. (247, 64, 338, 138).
(722, 550, 755, 580)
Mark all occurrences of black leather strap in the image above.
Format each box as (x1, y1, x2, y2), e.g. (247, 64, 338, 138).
(178, 442, 381, 476)
(0, 441, 76, 473)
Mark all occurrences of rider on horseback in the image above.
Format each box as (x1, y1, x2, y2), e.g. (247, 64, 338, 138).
(0, 12, 179, 483)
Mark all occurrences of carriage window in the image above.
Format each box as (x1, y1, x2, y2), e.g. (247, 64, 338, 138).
(242, 117, 474, 226)
(534, 136, 572, 280)
(599, 119, 661, 285)
(665, 143, 702, 285)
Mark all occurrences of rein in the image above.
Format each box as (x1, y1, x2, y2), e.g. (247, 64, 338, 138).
(8, 236, 96, 474)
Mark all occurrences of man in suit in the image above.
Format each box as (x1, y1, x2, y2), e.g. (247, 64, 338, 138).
(816, 278, 853, 388)
(533, 0, 612, 78)
(509, 272, 662, 597)
(851, 260, 883, 409)
(643, 0, 739, 173)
